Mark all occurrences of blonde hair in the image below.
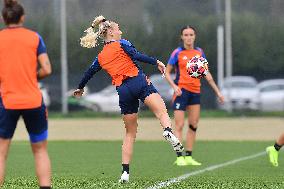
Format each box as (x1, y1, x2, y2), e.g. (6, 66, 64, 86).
(80, 15, 113, 48)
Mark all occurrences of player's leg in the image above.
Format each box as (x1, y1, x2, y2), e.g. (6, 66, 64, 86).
(0, 100, 19, 185)
(275, 133, 284, 147)
(119, 113, 138, 183)
(23, 104, 51, 188)
(173, 110, 187, 166)
(186, 104, 200, 153)
(144, 93, 183, 153)
(184, 104, 201, 165)
(0, 139, 11, 186)
(266, 132, 284, 167)
(170, 90, 188, 165)
(122, 113, 138, 164)
(116, 81, 140, 183)
(145, 93, 171, 128)
(173, 111, 185, 143)
(30, 141, 51, 187)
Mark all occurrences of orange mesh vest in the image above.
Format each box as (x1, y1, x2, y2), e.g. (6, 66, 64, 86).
(98, 41, 139, 86)
(0, 27, 42, 109)
(176, 49, 203, 93)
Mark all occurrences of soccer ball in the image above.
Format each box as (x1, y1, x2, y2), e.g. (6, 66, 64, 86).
(186, 56, 209, 79)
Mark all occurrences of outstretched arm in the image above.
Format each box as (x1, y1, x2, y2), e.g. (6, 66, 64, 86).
(204, 72, 224, 104)
(120, 39, 165, 75)
(120, 40, 157, 65)
(74, 58, 102, 97)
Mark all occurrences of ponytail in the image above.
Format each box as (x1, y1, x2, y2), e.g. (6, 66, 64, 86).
(80, 15, 112, 48)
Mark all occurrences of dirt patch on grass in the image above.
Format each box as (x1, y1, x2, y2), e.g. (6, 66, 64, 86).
(13, 117, 283, 141)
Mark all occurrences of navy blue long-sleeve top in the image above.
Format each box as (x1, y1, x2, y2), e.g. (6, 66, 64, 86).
(78, 39, 157, 89)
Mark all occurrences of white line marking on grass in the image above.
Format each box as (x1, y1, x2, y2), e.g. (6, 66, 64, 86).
(147, 151, 266, 189)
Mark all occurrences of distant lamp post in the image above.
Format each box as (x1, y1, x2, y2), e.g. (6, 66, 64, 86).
(60, 0, 68, 114)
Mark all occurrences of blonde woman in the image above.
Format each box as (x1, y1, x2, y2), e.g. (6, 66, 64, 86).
(73, 16, 183, 182)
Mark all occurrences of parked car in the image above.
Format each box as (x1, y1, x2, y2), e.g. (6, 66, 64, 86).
(257, 79, 284, 111)
(218, 76, 260, 111)
(79, 85, 120, 112)
(149, 74, 174, 105)
(71, 74, 174, 112)
(39, 82, 50, 107)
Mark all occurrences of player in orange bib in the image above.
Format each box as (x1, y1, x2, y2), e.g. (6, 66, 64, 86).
(0, 0, 52, 188)
(73, 15, 183, 183)
(165, 25, 224, 166)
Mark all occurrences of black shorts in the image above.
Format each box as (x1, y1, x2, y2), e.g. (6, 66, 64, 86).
(0, 98, 48, 143)
(172, 88, 200, 111)
(116, 72, 158, 115)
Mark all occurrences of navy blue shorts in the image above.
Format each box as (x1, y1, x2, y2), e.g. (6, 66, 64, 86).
(172, 88, 200, 111)
(116, 72, 158, 115)
(0, 98, 48, 143)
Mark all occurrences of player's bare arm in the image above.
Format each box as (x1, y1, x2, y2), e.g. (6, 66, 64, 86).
(205, 73, 224, 104)
(165, 64, 182, 96)
(37, 53, 52, 80)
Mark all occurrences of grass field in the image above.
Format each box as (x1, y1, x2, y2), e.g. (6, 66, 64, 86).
(3, 141, 284, 189)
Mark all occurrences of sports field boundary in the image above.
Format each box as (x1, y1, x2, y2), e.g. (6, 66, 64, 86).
(13, 118, 284, 141)
(147, 151, 267, 189)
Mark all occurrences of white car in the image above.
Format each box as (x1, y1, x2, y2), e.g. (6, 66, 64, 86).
(257, 79, 284, 111)
(39, 82, 50, 107)
(219, 76, 260, 111)
(149, 74, 174, 104)
(80, 85, 120, 112)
